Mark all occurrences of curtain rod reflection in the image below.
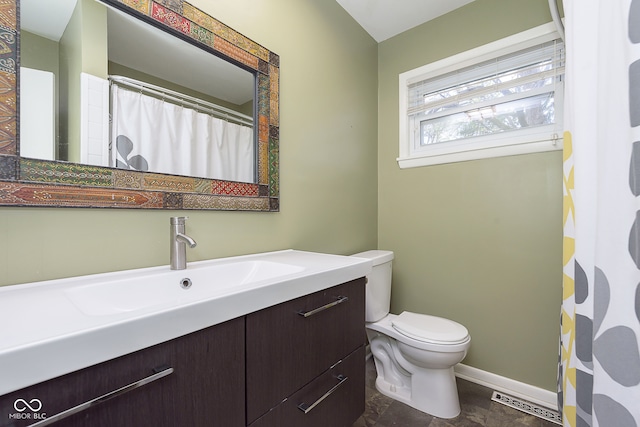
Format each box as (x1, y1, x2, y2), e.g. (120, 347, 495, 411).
(109, 75, 254, 128)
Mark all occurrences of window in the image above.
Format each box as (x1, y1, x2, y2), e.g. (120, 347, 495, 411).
(398, 23, 564, 168)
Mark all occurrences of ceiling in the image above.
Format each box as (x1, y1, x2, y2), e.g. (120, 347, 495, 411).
(335, 0, 477, 42)
(105, 7, 254, 105)
(21, 0, 77, 42)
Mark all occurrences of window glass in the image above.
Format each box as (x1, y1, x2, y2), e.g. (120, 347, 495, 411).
(420, 92, 555, 145)
(398, 24, 564, 168)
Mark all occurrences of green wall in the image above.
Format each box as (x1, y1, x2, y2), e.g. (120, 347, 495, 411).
(20, 31, 59, 74)
(0, 0, 378, 285)
(377, 0, 563, 391)
(4, 0, 563, 395)
(59, 0, 108, 162)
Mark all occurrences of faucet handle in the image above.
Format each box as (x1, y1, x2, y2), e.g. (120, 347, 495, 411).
(170, 216, 188, 225)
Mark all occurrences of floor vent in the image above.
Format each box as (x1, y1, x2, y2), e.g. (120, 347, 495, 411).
(491, 391, 562, 425)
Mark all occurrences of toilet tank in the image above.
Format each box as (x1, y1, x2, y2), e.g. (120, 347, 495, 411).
(351, 250, 394, 322)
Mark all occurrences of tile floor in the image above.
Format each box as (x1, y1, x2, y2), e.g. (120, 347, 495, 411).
(353, 358, 559, 427)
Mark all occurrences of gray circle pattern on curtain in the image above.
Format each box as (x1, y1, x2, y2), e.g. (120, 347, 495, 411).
(573, 1, 640, 426)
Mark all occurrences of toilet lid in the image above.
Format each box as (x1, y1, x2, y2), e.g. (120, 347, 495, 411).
(392, 311, 470, 345)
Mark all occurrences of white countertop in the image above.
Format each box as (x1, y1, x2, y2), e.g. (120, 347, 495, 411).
(0, 250, 372, 395)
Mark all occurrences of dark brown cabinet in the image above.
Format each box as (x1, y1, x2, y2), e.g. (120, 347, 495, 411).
(0, 317, 245, 427)
(246, 277, 366, 427)
(0, 278, 366, 427)
(248, 346, 365, 427)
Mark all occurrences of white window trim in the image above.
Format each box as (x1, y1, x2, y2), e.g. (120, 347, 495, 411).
(398, 22, 563, 169)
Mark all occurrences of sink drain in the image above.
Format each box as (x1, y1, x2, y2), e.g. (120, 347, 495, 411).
(180, 278, 192, 289)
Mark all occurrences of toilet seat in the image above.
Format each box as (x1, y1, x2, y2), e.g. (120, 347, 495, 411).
(392, 311, 469, 345)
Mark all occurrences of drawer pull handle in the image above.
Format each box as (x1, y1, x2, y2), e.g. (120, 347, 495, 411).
(26, 366, 174, 427)
(297, 374, 348, 414)
(297, 296, 349, 318)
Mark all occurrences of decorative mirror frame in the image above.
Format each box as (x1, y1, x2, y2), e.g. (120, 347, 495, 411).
(0, 0, 280, 211)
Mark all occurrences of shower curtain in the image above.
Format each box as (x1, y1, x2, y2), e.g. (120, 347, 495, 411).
(111, 85, 254, 182)
(560, 0, 640, 425)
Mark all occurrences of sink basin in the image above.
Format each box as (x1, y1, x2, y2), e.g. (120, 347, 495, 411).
(64, 260, 305, 316)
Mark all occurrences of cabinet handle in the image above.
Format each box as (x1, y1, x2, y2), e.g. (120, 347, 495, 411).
(297, 374, 348, 414)
(297, 296, 349, 318)
(26, 366, 174, 427)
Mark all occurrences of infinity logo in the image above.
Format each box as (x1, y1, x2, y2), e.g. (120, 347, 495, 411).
(14, 399, 42, 412)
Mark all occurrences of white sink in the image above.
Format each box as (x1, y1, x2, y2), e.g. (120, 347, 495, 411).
(65, 260, 305, 316)
(0, 249, 372, 396)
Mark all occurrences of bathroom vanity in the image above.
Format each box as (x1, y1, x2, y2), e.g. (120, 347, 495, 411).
(246, 277, 365, 426)
(1, 318, 246, 426)
(0, 251, 370, 427)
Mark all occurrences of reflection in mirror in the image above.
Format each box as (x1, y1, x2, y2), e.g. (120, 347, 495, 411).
(19, 0, 256, 183)
(1, 0, 279, 211)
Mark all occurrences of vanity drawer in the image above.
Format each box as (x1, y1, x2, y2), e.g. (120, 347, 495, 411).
(249, 345, 365, 427)
(0, 317, 245, 427)
(246, 277, 366, 423)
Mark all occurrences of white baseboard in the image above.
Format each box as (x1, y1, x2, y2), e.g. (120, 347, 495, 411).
(454, 363, 558, 411)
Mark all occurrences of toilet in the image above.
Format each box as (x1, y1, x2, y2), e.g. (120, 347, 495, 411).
(352, 250, 471, 419)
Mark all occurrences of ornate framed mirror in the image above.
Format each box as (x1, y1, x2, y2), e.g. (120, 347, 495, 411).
(0, 0, 280, 211)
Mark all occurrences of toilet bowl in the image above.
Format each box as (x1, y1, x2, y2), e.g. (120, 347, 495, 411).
(352, 250, 471, 419)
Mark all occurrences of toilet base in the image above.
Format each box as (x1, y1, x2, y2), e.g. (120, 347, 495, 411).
(373, 366, 461, 419)
(366, 314, 469, 419)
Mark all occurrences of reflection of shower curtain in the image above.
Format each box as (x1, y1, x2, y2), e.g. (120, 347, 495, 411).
(560, 1, 640, 426)
(111, 85, 254, 182)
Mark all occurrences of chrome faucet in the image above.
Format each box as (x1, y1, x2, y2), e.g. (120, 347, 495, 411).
(170, 217, 197, 270)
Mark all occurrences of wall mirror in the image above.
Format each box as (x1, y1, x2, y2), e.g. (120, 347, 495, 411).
(0, 0, 280, 211)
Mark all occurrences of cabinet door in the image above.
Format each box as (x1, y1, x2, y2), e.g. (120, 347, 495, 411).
(0, 317, 245, 427)
(246, 278, 365, 423)
(249, 346, 365, 427)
